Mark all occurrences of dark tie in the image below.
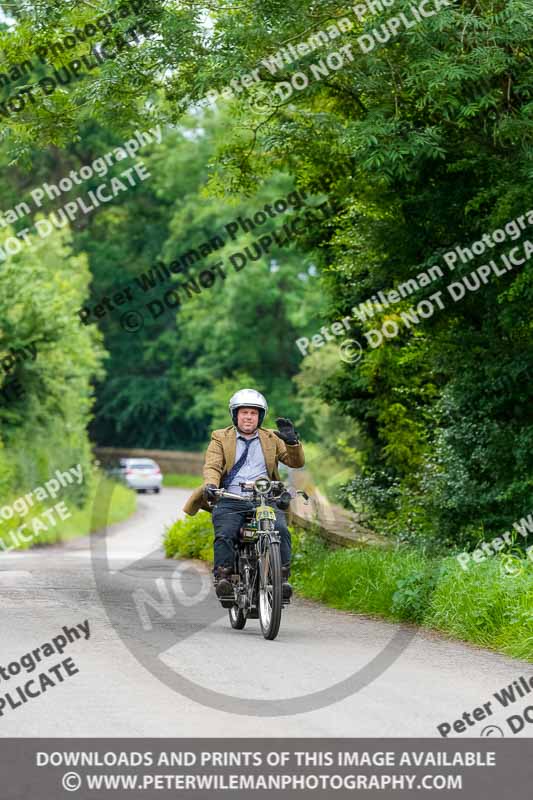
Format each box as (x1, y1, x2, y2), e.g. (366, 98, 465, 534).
(222, 437, 254, 488)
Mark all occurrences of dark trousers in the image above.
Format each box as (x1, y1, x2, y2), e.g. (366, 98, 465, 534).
(212, 498, 291, 570)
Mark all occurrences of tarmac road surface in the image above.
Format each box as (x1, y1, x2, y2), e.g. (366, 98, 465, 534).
(0, 488, 531, 738)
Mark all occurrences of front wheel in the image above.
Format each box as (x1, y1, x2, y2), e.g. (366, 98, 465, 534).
(258, 539, 282, 640)
(229, 606, 247, 629)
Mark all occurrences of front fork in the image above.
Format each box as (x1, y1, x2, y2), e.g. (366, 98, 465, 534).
(257, 530, 281, 584)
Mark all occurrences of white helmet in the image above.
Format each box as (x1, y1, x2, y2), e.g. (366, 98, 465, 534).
(229, 389, 268, 426)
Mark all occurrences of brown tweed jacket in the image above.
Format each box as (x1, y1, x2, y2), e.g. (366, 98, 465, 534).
(183, 425, 305, 516)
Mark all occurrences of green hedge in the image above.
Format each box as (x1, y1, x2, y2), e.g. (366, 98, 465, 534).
(164, 514, 533, 661)
(164, 511, 213, 562)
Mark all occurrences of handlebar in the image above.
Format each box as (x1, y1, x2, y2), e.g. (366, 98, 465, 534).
(210, 487, 308, 503)
(213, 489, 247, 501)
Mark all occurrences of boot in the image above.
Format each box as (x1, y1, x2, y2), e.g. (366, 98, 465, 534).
(281, 565, 293, 601)
(214, 566, 234, 600)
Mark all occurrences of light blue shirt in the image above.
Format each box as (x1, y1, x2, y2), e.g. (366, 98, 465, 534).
(227, 430, 268, 495)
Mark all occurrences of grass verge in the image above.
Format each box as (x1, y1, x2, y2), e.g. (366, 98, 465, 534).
(163, 513, 533, 662)
(163, 473, 203, 489)
(0, 472, 137, 551)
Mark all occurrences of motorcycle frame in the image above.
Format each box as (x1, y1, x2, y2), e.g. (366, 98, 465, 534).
(234, 496, 281, 613)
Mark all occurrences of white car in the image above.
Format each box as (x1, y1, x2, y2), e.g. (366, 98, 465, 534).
(114, 458, 163, 493)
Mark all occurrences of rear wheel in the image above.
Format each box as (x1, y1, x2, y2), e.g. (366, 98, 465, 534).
(258, 538, 282, 640)
(229, 606, 247, 629)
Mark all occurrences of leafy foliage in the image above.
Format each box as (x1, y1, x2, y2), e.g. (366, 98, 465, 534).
(1, 0, 531, 549)
(173, 0, 533, 544)
(164, 510, 213, 562)
(0, 221, 105, 500)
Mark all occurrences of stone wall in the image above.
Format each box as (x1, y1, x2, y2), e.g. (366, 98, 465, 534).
(94, 447, 204, 475)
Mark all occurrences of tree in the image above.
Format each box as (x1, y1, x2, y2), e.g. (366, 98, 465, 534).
(0, 220, 105, 499)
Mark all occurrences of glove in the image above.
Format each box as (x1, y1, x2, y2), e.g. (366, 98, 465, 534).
(274, 417, 299, 445)
(203, 484, 218, 503)
(276, 490, 292, 511)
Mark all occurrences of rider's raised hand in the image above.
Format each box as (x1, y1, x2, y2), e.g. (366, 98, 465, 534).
(274, 417, 299, 445)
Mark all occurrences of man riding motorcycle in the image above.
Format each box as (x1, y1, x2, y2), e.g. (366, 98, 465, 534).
(183, 389, 305, 601)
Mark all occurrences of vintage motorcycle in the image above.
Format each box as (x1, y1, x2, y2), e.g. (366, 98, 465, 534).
(212, 478, 307, 641)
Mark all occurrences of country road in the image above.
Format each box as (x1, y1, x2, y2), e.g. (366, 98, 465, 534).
(0, 488, 531, 738)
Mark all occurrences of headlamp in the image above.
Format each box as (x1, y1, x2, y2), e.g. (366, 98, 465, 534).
(254, 477, 271, 494)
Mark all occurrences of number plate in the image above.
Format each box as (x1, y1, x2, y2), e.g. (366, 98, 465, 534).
(256, 504, 276, 521)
